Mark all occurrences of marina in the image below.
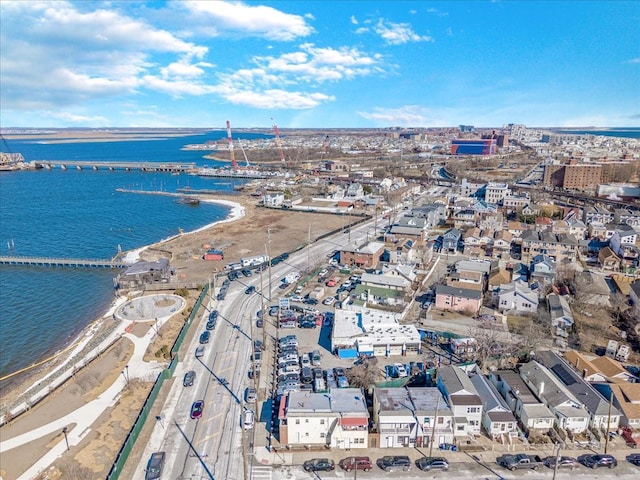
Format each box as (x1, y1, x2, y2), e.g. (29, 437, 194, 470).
(33, 160, 195, 172)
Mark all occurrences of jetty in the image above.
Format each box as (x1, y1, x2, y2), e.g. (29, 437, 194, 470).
(33, 160, 195, 173)
(0, 256, 127, 268)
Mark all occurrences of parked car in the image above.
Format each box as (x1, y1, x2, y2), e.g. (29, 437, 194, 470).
(279, 346, 298, 356)
(256, 318, 263, 328)
(242, 268, 252, 277)
(334, 367, 346, 378)
(254, 339, 264, 351)
(206, 318, 217, 330)
(416, 457, 449, 471)
(279, 335, 298, 346)
(269, 306, 279, 316)
(301, 367, 313, 384)
(245, 387, 257, 404)
(145, 451, 166, 480)
(626, 453, 640, 466)
(337, 376, 350, 388)
(339, 456, 373, 472)
(190, 400, 204, 419)
(394, 363, 408, 378)
(300, 354, 311, 368)
(278, 353, 299, 364)
(310, 350, 321, 366)
(199, 331, 210, 344)
(278, 379, 301, 390)
(245, 285, 256, 294)
(303, 458, 335, 472)
(312, 367, 323, 379)
(183, 370, 196, 387)
(298, 319, 316, 329)
(325, 369, 336, 383)
(195, 346, 205, 358)
(278, 372, 300, 383)
(578, 454, 617, 469)
(278, 365, 301, 376)
(543, 456, 579, 469)
(280, 319, 297, 329)
(377, 456, 411, 472)
(322, 296, 336, 306)
(242, 409, 255, 429)
(295, 285, 304, 294)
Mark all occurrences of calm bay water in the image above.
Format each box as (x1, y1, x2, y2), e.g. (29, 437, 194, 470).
(0, 131, 269, 377)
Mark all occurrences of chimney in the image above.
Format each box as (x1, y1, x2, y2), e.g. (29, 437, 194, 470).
(538, 381, 545, 396)
(583, 369, 587, 379)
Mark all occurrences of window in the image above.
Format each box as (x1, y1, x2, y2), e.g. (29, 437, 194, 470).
(295, 419, 300, 425)
(438, 417, 444, 424)
(457, 425, 465, 431)
(467, 407, 480, 413)
(355, 438, 364, 444)
(320, 433, 325, 438)
(305, 419, 309, 423)
(320, 419, 325, 425)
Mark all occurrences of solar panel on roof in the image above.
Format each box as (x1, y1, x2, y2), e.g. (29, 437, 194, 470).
(551, 364, 576, 386)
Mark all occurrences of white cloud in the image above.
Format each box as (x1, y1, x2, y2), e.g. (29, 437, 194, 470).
(350, 15, 359, 25)
(625, 58, 640, 64)
(373, 19, 433, 45)
(182, 0, 314, 41)
(358, 106, 430, 126)
(49, 111, 110, 124)
(427, 8, 449, 17)
(223, 88, 334, 109)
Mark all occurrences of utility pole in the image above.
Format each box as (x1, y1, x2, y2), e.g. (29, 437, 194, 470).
(552, 443, 561, 480)
(266, 229, 272, 301)
(604, 390, 613, 454)
(260, 259, 266, 363)
(428, 395, 440, 458)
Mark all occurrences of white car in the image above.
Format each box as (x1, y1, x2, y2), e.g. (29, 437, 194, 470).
(322, 296, 336, 306)
(300, 354, 311, 368)
(242, 409, 255, 430)
(394, 363, 408, 378)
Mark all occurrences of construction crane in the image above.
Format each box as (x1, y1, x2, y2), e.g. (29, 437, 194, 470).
(226, 120, 238, 170)
(271, 118, 286, 166)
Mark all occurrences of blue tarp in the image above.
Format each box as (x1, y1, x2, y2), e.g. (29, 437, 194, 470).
(337, 348, 358, 359)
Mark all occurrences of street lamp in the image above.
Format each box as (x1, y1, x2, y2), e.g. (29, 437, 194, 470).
(155, 414, 165, 429)
(62, 426, 70, 451)
(122, 365, 129, 384)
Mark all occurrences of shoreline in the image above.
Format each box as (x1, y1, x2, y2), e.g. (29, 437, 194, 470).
(1, 197, 245, 388)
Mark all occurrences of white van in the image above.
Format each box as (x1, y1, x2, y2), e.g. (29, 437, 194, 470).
(277, 364, 300, 376)
(243, 409, 255, 430)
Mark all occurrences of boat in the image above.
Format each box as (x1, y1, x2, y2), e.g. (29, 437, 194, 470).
(175, 196, 200, 206)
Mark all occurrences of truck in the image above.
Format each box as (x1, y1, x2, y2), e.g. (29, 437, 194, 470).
(284, 271, 300, 284)
(497, 454, 543, 471)
(240, 254, 269, 268)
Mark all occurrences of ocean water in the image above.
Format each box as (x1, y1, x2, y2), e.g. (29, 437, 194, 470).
(0, 131, 269, 377)
(549, 128, 640, 139)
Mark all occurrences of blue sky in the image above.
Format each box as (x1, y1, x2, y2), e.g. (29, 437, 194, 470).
(1, 1, 638, 129)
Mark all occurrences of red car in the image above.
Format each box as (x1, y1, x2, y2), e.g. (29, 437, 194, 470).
(190, 400, 204, 419)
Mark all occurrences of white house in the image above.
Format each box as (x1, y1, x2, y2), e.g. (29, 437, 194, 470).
(278, 389, 369, 449)
(437, 365, 483, 436)
(495, 280, 538, 313)
(262, 193, 285, 207)
(468, 369, 518, 439)
(373, 387, 454, 448)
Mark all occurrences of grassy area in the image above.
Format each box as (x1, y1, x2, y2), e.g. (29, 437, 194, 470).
(507, 314, 533, 335)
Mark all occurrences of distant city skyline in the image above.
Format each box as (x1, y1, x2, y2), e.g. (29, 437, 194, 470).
(1, 1, 638, 129)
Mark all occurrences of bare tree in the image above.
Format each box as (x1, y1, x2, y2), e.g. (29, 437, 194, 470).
(346, 357, 380, 388)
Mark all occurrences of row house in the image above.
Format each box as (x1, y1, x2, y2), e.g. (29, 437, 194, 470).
(567, 218, 588, 240)
(529, 254, 556, 289)
(468, 369, 518, 440)
(463, 228, 494, 257)
(503, 193, 530, 210)
(535, 350, 620, 431)
(488, 370, 555, 434)
(494, 280, 538, 314)
(588, 221, 607, 240)
(442, 228, 462, 253)
(598, 246, 622, 270)
(493, 230, 513, 255)
(614, 208, 640, 228)
(437, 365, 483, 436)
(453, 209, 477, 229)
(519, 360, 590, 433)
(477, 211, 504, 232)
(373, 387, 454, 448)
(506, 221, 529, 238)
(520, 230, 578, 263)
(278, 389, 369, 449)
(583, 206, 615, 225)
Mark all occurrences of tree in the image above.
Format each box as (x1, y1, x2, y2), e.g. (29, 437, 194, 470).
(346, 356, 380, 388)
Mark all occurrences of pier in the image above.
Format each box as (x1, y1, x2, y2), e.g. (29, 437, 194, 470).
(0, 256, 127, 268)
(33, 160, 195, 173)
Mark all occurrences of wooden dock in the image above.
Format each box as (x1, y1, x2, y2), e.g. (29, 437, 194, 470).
(33, 160, 195, 173)
(0, 256, 127, 268)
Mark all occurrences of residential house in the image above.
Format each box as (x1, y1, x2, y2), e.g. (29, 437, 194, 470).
(614, 208, 640, 229)
(503, 193, 530, 210)
(598, 246, 621, 271)
(442, 228, 462, 254)
(519, 360, 590, 433)
(485, 182, 511, 205)
(583, 206, 615, 225)
(567, 218, 588, 240)
(573, 271, 612, 307)
(529, 254, 556, 289)
(534, 216, 553, 232)
(547, 294, 574, 343)
(381, 264, 417, 285)
(447, 270, 484, 291)
(372, 387, 454, 448)
(588, 221, 607, 240)
(493, 230, 513, 256)
(468, 369, 518, 440)
(535, 350, 620, 430)
(356, 271, 410, 306)
(564, 350, 638, 384)
(278, 389, 369, 449)
(488, 268, 512, 288)
(434, 285, 482, 314)
(407, 204, 446, 228)
(388, 215, 428, 241)
(437, 365, 483, 436)
(592, 383, 640, 429)
(507, 221, 527, 238)
(339, 241, 385, 269)
(345, 182, 364, 198)
(520, 230, 579, 263)
(386, 238, 421, 264)
(453, 209, 477, 229)
(495, 280, 538, 313)
(488, 370, 555, 434)
(551, 220, 570, 235)
(361, 271, 411, 293)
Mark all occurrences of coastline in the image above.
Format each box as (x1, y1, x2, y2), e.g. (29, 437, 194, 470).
(0, 197, 246, 404)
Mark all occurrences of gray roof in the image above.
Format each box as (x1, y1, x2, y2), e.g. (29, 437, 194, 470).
(534, 351, 619, 418)
(519, 361, 587, 412)
(438, 365, 480, 396)
(435, 284, 483, 300)
(469, 371, 513, 414)
(374, 388, 413, 414)
(491, 370, 540, 404)
(124, 258, 169, 275)
(407, 387, 452, 415)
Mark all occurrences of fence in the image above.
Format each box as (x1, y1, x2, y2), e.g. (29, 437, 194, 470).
(105, 285, 209, 480)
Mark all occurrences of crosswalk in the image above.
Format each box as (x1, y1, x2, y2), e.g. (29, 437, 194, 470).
(251, 464, 273, 480)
